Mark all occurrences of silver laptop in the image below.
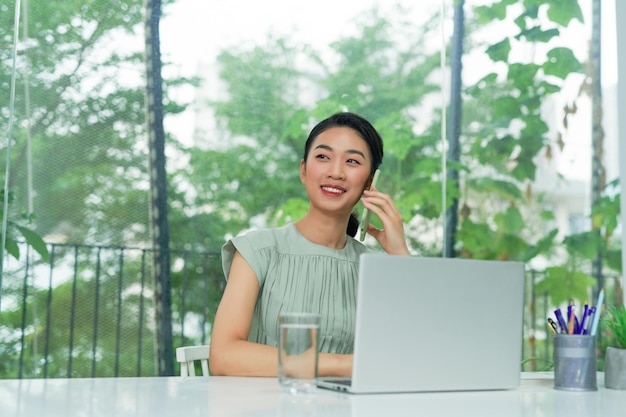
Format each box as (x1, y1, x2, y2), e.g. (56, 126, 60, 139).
(317, 253, 525, 394)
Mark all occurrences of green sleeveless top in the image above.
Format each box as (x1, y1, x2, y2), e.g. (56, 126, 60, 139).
(221, 223, 367, 354)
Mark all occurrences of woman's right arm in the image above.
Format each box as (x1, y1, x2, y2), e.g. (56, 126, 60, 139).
(209, 250, 279, 376)
(209, 250, 353, 377)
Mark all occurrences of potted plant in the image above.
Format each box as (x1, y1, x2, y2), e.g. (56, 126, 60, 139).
(603, 304, 626, 390)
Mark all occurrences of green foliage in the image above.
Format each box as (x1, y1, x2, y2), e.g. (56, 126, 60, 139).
(456, 215, 556, 263)
(273, 198, 310, 226)
(196, 6, 444, 243)
(467, 178, 524, 200)
(0, 0, 194, 379)
(533, 185, 620, 305)
(15, 226, 49, 261)
(543, 47, 584, 78)
(0, 190, 48, 262)
(534, 265, 596, 306)
(474, 0, 517, 23)
(486, 39, 511, 62)
(458, 0, 593, 274)
(564, 231, 606, 260)
(1, 0, 187, 247)
(602, 305, 626, 349)
(494, 206, 525, 234)
(0, 244, 221, 378)
(591, 194, 620, 237)
(544, 0, 584, 27)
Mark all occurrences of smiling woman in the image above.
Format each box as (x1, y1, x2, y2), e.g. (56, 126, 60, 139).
(299, 113, 383, 241)
(208, 112, 410, 378)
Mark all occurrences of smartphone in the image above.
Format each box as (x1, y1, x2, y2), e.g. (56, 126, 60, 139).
(359, 168, 381, 241)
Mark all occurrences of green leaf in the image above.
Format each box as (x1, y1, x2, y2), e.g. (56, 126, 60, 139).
(540, 210, 556, 221)
(474, 4, 508, 24)
(468, 178, 524, 200)
(520, 1, 540, 19)
(4, 237, 20, 260)
(521, 229, 559, 262)
(520, 133, 546, 156)
(517, 26, 560, 43)
(537, 80, 562, 95)
(495, 233, 530, 261)
(510, 160, 537, 182)
(377, 114, 416, 160)
(602, 305, 626, 348)
(492, 95, 523, 122)
(542, 47, 583, 79)
(532, 228, 559, 256)
(17, 226, 50, 262)
(465, 73, 498, 97)
(522, 114, 549, 137)
(477, 135, 517, 166)
(513, 3, 539, 30)
(535, 266, 596, 306)
(604, 249, 623, 274)
(494, 206, 524, 234)
(509, 134, 545, 182)
(546, 0, 584, 27)
(591, 195, 620, 234)
(563, 231, 605, 259)
(508, 63, 540, 91)
(486, 38, 511, 63)
(456, 220, 497, 259)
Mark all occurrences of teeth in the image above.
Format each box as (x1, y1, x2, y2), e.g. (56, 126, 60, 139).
(322, 187, 343, 194)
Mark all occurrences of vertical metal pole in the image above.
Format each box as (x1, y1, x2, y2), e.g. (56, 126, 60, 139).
(68, 246, 79, 377)
(18, 246, 30, 378)
(137, 250, 148, 376)
(1, 0, 22, 311)
(144, 0, 174, 376)
(115, 249, 125, 377)
(42, 247, 55, 378)
(91, 248, 102, 378)
(444, 0, 464, 258)
(180, 251, 189, 347)
(590, 0, 604, 301)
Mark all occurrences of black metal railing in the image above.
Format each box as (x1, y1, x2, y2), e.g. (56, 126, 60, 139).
(0, 242, 620, 378)
(1, 242, 223, 379)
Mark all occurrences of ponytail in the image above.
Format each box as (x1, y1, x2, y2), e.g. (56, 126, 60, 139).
(347, 211, 359, 237)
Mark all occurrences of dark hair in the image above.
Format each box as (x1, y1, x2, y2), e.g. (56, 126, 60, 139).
(303, 112, 384, 237)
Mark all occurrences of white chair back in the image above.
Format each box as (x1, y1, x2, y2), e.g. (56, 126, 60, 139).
(176, 345, 210, 377)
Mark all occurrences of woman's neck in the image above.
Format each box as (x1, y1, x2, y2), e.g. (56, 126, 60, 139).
(294, 212, 350, 249)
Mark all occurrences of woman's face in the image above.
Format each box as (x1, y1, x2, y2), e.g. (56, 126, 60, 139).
(300, 126, 372, 217)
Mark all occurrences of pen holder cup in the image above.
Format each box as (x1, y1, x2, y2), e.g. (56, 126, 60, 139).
(553, 334, 597, 391)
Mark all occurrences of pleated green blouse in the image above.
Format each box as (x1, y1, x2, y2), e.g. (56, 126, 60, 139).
(221, 223, 368, 354)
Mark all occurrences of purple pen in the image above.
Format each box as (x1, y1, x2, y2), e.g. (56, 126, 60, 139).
(554, 309, 568, 333)
(584, 306, 597, 335)
(578, 304, 589, 335)
(567, 303, 574, 332)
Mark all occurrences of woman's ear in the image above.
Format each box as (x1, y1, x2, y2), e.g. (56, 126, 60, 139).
(299, 159, 306, 184)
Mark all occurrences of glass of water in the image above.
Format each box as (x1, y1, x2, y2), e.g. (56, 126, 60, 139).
(278, 312, 321, 394)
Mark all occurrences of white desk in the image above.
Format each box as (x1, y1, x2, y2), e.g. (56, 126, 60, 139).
(0, 373, 624, 417)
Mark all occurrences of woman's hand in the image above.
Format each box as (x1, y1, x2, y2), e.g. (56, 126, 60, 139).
(360, 187, 410, 255)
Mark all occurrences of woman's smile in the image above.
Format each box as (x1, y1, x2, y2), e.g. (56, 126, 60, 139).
(321, 185, 347, 196)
